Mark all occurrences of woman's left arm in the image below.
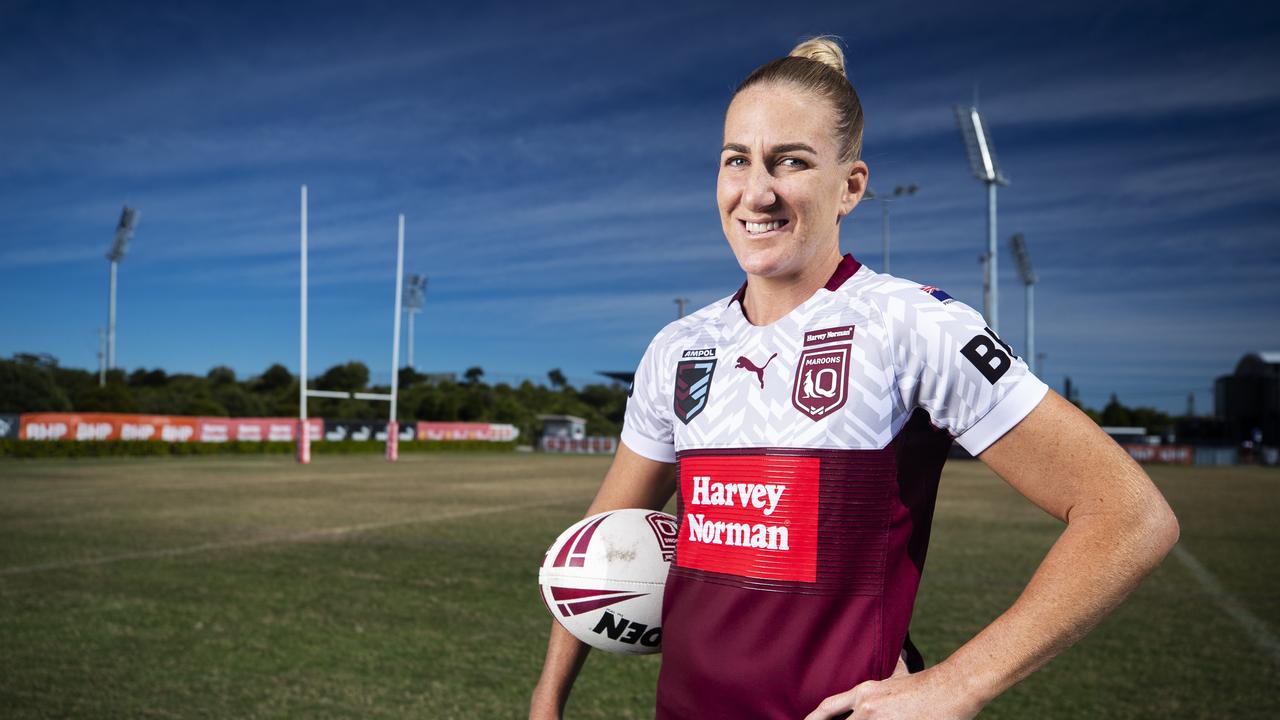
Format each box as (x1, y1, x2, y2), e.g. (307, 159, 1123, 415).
(806, 390, 1180, 720)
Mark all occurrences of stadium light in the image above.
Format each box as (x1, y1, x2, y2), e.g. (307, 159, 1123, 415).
(954, 105, 1008, 333)
(104, 205, 139, 379)
(1009, 232, 1038, 375)
(402, 273, 427, 369)
(675, 298, 689, 319)
(862, 184, 917, 275)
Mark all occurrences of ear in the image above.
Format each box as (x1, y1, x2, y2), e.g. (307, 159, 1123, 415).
(838, 160, 869, 218)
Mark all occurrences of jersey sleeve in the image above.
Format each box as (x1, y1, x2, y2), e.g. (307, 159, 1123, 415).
(883, 289, 1048, 455)
(620, 332, 676, 463)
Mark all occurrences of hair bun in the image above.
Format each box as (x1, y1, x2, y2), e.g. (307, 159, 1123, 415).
(789, 36, 846, 78)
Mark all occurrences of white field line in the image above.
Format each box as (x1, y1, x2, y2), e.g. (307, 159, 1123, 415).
(1172, 544, 1280, 667)
(0, 499, 576, 576)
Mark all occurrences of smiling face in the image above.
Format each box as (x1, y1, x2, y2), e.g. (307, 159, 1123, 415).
(718, 83, 868, 282)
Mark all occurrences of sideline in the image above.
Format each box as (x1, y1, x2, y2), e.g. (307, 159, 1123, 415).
(0, 499, 579, 576)
(1172, 544, 1280, 667)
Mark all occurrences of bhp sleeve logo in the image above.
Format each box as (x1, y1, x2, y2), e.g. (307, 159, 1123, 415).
(678, 455, 819, 583)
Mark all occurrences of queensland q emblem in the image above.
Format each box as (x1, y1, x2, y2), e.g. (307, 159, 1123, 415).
(792, 346, 851, 420)
(674, 359, 716, 425)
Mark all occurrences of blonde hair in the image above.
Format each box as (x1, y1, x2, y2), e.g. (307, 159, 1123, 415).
(734, 36, 864, 162)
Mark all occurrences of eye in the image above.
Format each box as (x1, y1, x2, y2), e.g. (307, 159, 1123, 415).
(724, 156, 748, 168)
(778, 156, 809, 169)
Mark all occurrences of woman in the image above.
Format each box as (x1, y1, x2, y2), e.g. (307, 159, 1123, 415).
(530, 37, 1178, 719)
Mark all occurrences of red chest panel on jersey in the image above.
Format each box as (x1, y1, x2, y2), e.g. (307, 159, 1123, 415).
(677, 455, 820, 583)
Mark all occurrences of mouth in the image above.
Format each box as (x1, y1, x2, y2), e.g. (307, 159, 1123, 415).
(740, 219, 790, 236)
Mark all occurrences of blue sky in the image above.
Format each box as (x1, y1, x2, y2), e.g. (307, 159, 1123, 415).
(2, 0, 1277, 414)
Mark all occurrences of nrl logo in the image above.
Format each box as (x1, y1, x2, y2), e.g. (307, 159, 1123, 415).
(792, 325, 854, 421)
(674, 349, 717, 425)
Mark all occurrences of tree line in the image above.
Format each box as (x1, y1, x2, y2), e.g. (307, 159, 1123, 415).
(1, 353, 1178, 440)
(0, 354, 627, 442)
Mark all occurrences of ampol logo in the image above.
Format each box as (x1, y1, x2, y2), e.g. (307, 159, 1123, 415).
(673, 352, 716, 425)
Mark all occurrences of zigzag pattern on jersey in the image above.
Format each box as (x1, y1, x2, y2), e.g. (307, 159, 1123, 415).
(859, 272, 1027, 438)
(672, 291, 906, 452)
(634, 264, 1033, 456)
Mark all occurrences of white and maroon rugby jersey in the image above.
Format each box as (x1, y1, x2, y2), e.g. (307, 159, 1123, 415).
(620, 254, 1047, 719)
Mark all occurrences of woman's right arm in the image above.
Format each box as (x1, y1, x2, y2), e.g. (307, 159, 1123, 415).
(529, 442, 678, 720)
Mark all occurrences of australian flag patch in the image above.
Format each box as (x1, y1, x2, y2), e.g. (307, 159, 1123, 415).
(920, 285, 954, 304)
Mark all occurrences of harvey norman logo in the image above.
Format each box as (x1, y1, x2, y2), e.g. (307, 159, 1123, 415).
(678, 455, 819, 583)
(687, 475, 789, 550)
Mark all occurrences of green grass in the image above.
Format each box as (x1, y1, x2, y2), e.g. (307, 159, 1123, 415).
(0, 455, 1276, 718)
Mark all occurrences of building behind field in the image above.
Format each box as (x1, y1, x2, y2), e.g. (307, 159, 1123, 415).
(1216, 351, 1280, 448)
(538, 414, 586, 440)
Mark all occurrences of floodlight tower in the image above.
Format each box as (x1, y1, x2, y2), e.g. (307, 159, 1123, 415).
(1009, 233, 1038, 375)
(954, 105, 1008, 333)
(403, 274, 427, 369)
(863, 184, 918, 275)
(104, 206, 139, 380)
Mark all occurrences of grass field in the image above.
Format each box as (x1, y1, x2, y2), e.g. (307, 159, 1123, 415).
(1, 454, 1277, 719)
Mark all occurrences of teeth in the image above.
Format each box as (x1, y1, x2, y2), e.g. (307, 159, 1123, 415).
(746, 220, 784, 234)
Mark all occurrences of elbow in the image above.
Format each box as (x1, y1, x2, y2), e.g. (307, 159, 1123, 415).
(1135, 495, 1180, 565)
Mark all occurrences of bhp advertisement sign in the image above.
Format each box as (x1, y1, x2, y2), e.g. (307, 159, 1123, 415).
(677, 454, 820, 583)
(21, 413, 199, 442)
(15, 413, 511, 444)
(20, 413, 319, 443)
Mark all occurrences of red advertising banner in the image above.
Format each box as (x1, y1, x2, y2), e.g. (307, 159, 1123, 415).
(198, 418, 322, 442)
(17, 413, 508, 444)
(20, 413, 199, 442)
(1122, 444, 1193, 465)
(416, 422, 519, 442)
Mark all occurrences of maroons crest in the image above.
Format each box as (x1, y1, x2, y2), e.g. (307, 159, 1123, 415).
(674, 356, 717, 425)
(792, 325, 854, 421)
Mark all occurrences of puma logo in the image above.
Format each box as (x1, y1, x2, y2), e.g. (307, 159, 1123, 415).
(735, 353, 777, 389)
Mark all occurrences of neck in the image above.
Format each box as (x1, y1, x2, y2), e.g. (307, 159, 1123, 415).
(741, 246, 844, 326)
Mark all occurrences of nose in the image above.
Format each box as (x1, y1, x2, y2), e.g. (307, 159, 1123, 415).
(742, 162, 776, 211)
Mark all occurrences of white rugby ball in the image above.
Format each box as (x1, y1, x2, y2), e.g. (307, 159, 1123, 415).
(538, 509, 678, 655)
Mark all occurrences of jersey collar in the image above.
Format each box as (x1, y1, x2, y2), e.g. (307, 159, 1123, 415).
(726, 253, 862, 309)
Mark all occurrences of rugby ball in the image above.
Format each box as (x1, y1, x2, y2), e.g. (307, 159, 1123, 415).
(538, 509, 678, 655)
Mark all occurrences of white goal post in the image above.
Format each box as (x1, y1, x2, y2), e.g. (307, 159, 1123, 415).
(297, 185, 406, 463)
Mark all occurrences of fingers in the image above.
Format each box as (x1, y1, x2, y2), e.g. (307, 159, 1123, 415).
(803, 683, 868, 720)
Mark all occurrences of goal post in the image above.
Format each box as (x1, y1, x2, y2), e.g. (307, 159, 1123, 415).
(297, 186, 406, 463)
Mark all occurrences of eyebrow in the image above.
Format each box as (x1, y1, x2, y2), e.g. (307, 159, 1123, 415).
(721, 142, 818, 155)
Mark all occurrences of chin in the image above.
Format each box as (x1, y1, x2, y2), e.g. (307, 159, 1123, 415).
(731, 245, 796, 279)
